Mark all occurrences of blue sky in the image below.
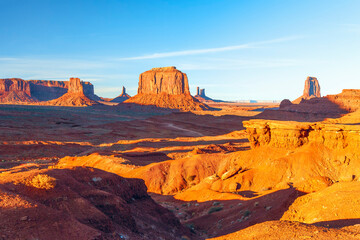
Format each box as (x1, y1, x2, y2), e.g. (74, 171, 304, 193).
(1, 0, 360, 100)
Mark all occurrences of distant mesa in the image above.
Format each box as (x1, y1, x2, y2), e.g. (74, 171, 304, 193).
(0, 78, 36, 103)
(0, 77, 101, 106)
(110, 86, 131, 103)
(125, 66, 210, 111)
(194, 86, 226, 103)
(276, 76, 360, 119)
(293, 76, 321, 104)
(44, 78, 99, 107)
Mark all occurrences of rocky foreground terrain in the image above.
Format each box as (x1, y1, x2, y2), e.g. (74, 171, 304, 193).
(1, 72, 360, 239)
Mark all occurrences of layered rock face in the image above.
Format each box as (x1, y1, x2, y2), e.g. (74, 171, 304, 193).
(326, 89, 360, 112)
(243, 119, 360, 149)
(67, 77, 83, 93)
(292, 77, 321, 104)
(125, 67, 210, 111)
(0, 78, 35, 103)
(110, 86, 131, 103)
(303, 76, 321, 98)
(138, 66, 190, 95)
(0, 78, 100, 103)
(45, 78, 98, 106)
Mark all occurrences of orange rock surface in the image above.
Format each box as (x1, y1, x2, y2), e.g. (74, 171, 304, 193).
(125, 67, 210, 111)
(44, 78, 99, 106)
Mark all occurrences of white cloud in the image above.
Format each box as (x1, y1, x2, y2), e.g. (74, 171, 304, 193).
(116, 36, 302, 60)
(177, 58, 301, 71)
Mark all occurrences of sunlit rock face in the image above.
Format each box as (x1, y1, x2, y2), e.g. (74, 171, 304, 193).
(137, 66, 190, 95)
(0, 78, 35, 103)
(303, 76, 321, 98)
(125, 66, 210, 111)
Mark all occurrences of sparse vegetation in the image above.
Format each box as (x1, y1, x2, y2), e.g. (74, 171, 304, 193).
(208, 206, 223, 214)
(244, 209, 251, 217)
(28, 174, 56, 190)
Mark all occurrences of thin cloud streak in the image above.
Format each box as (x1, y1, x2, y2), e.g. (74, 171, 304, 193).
(117, 36, 303, 60)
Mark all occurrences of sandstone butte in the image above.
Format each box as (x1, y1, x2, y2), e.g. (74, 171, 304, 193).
(194, 87, 215, 103)
(0, 78, 35, 103)
(110, 86, 131, 103)
(43, 78, 99, 107)
(0, 77, 101, 104)
(292, 76, 321, 104)
(125, 66, 210, 111)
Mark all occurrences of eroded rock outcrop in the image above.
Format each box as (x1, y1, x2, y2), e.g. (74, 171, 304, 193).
(0, 78, 101, 104)
(303, 76, 321, 98)
(138, 66, 190, 95)
(0, 78, 35, 103)
(0, 166, 190, 239)
(125, 67, 210, 111)
(110, 86, 131, 103)
(44, 78, 98, 106)
(292, 77, 321, 104)
(243, 119, 360, 149)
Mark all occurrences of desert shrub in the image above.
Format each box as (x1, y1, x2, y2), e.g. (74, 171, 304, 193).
(28, 174, 56, 190)
(244, 209, 251, 217)
(208, 206, 223, 214)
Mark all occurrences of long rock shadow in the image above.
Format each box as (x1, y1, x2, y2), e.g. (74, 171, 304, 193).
(313, 218, 360, 228)
(150, 187, 305, 239)
(255, 97, 350, 122)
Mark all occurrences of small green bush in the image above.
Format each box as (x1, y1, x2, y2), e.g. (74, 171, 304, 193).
(208, 206, 223, 214)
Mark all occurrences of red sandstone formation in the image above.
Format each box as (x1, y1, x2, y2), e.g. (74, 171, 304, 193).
(138, 66, 190, 95)
(326, 89, 360, 112)
(45, 78, 98, 106)
(110, 86, 131, 103)
(303, 76, 321, 98)
(194, 86, 214, 103)
(0, 166, 190, 239)
(0, 78, 36, 103)
(293, 77, 321, 104)
(125, 67, 210, 111)
(0, 78, 101, 104)
(243, 119, 360, 149)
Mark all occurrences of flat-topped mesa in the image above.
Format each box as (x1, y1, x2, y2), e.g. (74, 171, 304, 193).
(138, 66, 190, 95)
(125, 67, 210, 111)
(0, 78, 31, 95)
(0, 78, 35, 103)
(303, 76, 321, 98)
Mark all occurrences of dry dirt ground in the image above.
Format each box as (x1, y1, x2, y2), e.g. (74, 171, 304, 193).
(1, 102, 360, 239)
